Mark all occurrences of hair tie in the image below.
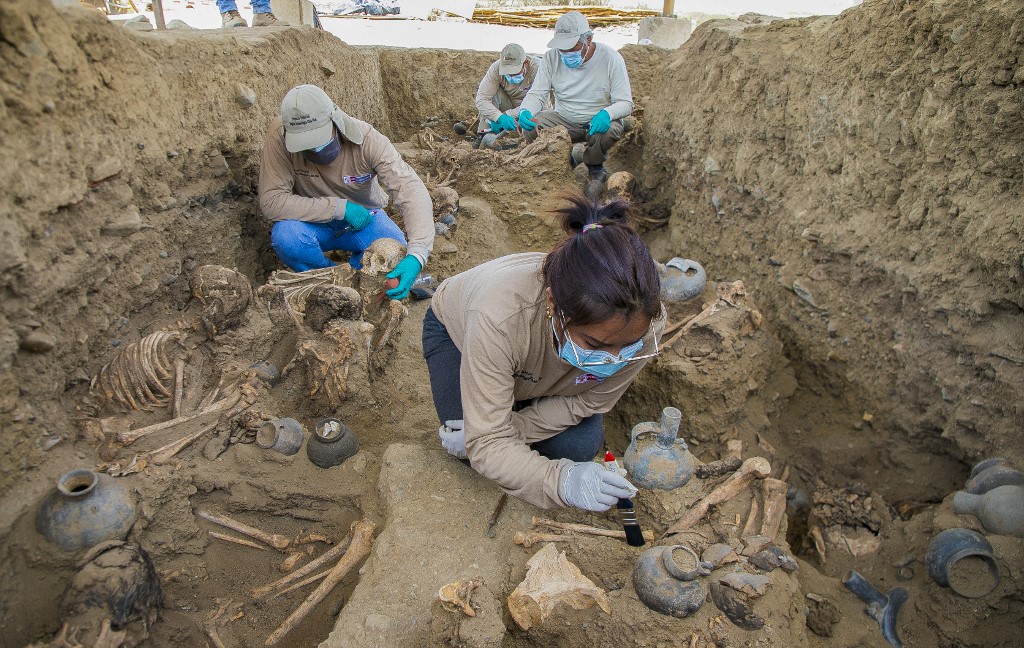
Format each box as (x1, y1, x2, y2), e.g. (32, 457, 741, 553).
(582, 223, 603, 233)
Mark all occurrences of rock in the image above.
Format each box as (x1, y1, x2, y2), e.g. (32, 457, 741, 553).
(703, 157, 721, 174)
(101, 206, 144, 237)
(805, 596, 840, 637)
(709, 581, 764, 630)
(203, 435, 229, 461)
(0, 220, 27, 273)
(748, 546, 799, 573)
(166, 19, 194, 29)
(20, 331, 56, 353)
(507, 543, 611, 631)
(320, 59, 336, 76)
(718, 572, 771, 597)
(123, 15, 153, 31)
(90, 157, 123, 184)
(235, 83, 257, 108)
(826, 320, 838, 337)
(606, 171, 635, 198)
(208, 153, 229, 177)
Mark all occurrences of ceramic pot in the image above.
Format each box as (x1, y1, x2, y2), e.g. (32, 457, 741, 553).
(307, 418, 359, 468)
(633, 545, 711, 617)
(925, 528, 1000, 598)
(965, 458, 1024, 495)
(624, 407, 696, 490)
(256, 418, 304, 456)
(36, 469, 138, 552)
(659, 258, 707, 303)
(953, 485, 1024, 537)
(250, 360, 280, 386)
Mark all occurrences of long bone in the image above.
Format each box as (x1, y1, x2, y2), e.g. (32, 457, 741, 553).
(196, 509, 291, 551)
(664, 457, 772, 537)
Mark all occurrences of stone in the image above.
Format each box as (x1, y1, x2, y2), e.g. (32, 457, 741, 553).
(235, 83, 257, 108)
(89, 157, 123, 184)
(20, 331, 56, 353)
(748, 546, 799, 573)
(123, 15, 153, 31)
(320, 59, 336, 76)
(101, 206, 144, 237)
(703, 157, 721, 174)
(166, 19, 194, 29)
(0, 220, 27, 273)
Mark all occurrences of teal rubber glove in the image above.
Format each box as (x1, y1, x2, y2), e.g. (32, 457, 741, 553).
(588, 109, 611, 136)
(385, 254, 422, 300)
(518, 109, 536, 131)
(344, 201, 373, 231)
(489, 120, 502, 133)
(496, 114, 517, 132)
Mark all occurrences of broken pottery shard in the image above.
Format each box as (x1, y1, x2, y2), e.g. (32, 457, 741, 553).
(718, 572, 771, 598)
(825, 525, 882, 557)
(749, 546, 799, 573)
(438, 579, 479, 617)
(740, 535, 772, 556)
(702, 543, 739, 567)
(507, 543, 611, 631)
(709, 581, 764, 630)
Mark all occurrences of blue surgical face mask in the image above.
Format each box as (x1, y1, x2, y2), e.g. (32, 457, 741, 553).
(551, 317, 644, 378)
(303, 134, 340, 165)
(559, 50, 583, 69)
(504, 72, 525, 84)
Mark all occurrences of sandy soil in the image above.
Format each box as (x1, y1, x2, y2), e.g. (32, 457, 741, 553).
(1, 0, 1021, 646)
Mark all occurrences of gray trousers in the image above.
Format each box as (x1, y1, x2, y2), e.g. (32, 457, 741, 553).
(522, 110, 624, 166)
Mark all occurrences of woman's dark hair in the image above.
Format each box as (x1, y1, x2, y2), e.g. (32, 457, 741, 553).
(542, 192, 661, 326)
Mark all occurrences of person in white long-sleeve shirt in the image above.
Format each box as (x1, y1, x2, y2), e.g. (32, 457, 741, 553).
(517, 11, 633, 182)
(474, 43, 543, 136)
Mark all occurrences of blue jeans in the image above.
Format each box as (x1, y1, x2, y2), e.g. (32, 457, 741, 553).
(217, 0, 271, 13)
(270, 209, 407, 272)
(422, 307, 604, 463)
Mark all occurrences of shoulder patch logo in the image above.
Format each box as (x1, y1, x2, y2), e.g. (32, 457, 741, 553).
(575, 373, 604, 385)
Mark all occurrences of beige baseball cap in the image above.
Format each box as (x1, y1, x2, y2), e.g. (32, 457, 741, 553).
(498, 43, 527, 75)
(280, 84, 364, 153)
(548, 11, 590, 50)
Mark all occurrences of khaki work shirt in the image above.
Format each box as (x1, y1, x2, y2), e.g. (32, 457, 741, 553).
(474, 55, 543, 124)
(431, 253, 664, 508)
(258, 116, 434, 267)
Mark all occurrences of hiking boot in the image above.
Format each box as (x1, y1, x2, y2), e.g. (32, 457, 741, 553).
(587, 164, 608, 183)
(221, 10, 247, 27)
(569, 143, 585, 169)
(252, 11, 289, 26)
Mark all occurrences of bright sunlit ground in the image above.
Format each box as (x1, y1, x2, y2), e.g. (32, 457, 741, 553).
(110, 0, 862, 52)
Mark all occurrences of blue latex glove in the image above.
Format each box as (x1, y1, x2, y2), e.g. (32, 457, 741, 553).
(588, 109, 611, 136)
(438, 419, 467, 459)
(385, 254, 422, 300)
(558, 461, 637, 511)
(496, 114, 517, 132)
(489, 120, 502, 133)
(344, 201, 373, 231)
(518, 109, 536, 131)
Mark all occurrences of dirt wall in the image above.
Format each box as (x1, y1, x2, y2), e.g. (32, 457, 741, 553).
(635, 0, 1023, 481)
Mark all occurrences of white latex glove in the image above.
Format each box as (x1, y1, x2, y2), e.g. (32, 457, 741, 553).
(558, 461, 637, 512)
(438, 419, 467, 459)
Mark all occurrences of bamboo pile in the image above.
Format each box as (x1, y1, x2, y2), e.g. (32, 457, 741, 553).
(471, 6, 658, 28)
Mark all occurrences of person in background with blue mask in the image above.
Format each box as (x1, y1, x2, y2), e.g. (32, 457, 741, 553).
(422, 192, 664, 511)
(474, 43, 544, 138)
(258, 85, 434, 300)
(517, 11, 633, 183)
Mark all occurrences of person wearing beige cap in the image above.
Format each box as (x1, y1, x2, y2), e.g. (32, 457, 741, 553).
(474, 43, 543, 136)
(517, 11, 633, 182)
(258, 84, 434, 300)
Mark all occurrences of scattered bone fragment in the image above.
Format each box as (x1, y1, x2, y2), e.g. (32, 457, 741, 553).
(514, 532, 574, 548)
(507, 543, 611, 631)
(664, 457, 772, 536)
(278, 551, 309, 573)
(196, 509, 291, 551)
(252, 532, 354, 599)
(209, 531, 267, 551)
(810, 526, 827, 564)
(532, 516, 655, 543)
(696, 457, 742, 479)
(438, 579, 480, 617)
(265, 518, 375, 645)
(759, 478, 788, 541)
(724, 439, 743, 461)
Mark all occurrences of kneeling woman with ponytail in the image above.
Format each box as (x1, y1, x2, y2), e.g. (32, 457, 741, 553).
(422, 193, 664, 511)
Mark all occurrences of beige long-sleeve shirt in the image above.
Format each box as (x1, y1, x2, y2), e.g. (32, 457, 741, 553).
(258, 116, 434, 267)
(474, 55, 543, 123)
(431, 253, 663, 509)
(520, 42, 633, 125)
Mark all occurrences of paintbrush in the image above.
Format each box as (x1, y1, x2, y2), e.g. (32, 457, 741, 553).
(605, 451, 646, 547)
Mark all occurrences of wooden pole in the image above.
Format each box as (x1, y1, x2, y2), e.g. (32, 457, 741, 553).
(152, 0, 166, 29)
(662, 0, 674, 18)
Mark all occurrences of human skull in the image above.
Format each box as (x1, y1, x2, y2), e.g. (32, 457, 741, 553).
(361, 238, 407, 277)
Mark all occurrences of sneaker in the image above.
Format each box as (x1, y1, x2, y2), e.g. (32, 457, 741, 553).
(221, 10, 247, 27)
(252, 12, 289, 26)
(569, 143, 585, 169)
(587, 164, 608, 183)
